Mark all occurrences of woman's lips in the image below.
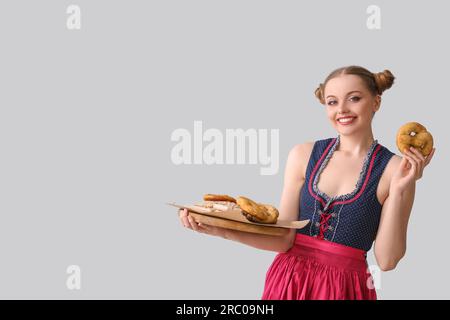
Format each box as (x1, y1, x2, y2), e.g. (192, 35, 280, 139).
(337, 117, 356, 125)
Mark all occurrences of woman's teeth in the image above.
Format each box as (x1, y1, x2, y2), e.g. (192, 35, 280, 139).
(337, 117, 355, 124)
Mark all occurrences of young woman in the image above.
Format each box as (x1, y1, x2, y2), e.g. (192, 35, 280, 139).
(178, 65, 435, 300)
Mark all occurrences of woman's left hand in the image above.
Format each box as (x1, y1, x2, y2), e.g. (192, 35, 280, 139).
(390, 146, 435, 192)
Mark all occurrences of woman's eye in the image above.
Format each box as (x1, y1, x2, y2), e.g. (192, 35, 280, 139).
(350, 96, 361, 102)
(327, 101, 336, 106)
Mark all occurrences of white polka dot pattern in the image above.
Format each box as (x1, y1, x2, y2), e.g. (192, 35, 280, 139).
(297, 136, 395, 252)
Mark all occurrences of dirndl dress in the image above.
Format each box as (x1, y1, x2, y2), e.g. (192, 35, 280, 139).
(261, 136, 395, 300)
(261, 233, 377, 300)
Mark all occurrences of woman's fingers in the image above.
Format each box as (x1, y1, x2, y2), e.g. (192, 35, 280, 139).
(188, 215, 200, 231)
(179, 209, 191, 229)
(406, 147, 423, 166)
(403, 153, 417, 174)
(197, 223, 211, 234)
(400, 153, 411, 169)
(178, 209, 217, 235)
(408, 146, 436, 166)
(409, 147, 425, 161)
(179, 208, 188, 218)
(405, 148, 423, 174)
(401, 154, 409, 170)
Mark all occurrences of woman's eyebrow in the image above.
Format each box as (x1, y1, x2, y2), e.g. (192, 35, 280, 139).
(326, 91, 362, 99)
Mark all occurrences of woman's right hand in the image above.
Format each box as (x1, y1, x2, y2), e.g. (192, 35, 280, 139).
(178, 208, 228, 238)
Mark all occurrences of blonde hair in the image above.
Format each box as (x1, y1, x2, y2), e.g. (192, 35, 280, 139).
(314, 65, 395, 104)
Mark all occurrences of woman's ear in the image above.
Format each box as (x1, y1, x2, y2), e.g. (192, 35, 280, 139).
(373, 94, 381, 112)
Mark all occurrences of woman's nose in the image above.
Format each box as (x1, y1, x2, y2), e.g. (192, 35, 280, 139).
(337, 102, 350, 113)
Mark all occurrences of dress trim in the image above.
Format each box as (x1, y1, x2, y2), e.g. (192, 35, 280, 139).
(308, 136, 381, 209)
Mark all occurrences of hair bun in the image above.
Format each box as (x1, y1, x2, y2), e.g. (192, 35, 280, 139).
(315, 83, 325, 104)
(374, 70, 395, 94)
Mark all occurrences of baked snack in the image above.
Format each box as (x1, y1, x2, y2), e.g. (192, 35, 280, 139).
(194, 194, 279, 224)
(203, 194, 236, 203)
(237, 196, 279, 224)
(396, 122, 433, 156)
(195, 194, 238, 211)
(237, 196, 268, 221)
(260, 204, 280, 223)
(196, 200, 240, 211)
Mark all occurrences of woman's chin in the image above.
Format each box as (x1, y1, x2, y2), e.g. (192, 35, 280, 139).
(336, 126, 361, 136)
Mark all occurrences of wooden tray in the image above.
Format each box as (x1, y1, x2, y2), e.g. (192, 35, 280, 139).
(189, 212, 289, 236)
(168, 202, 310, 236)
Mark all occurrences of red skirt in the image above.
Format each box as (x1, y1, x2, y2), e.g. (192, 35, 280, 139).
(262, 233, 377, 300)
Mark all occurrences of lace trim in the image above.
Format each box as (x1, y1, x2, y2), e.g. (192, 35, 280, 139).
(312, 135, 378, 204)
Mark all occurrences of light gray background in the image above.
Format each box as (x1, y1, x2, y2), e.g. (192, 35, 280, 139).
(0, 0, 448, 299)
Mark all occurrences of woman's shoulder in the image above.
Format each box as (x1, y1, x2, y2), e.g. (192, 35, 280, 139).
(384, 152, 402, 175)
(377, 144, 402, 188)
(286, 141, 315, 180)
(289, 137, 332, 152)
(288, 137, 332, 163)
(288, 141, 315, 158)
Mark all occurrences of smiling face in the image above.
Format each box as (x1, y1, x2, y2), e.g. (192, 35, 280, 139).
(324, 74, 381, 136)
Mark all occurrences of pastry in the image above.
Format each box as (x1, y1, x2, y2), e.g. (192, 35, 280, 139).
(396, 122, 433, 156)
(203, 194, 236, 203)
(237, 196, 279, 224)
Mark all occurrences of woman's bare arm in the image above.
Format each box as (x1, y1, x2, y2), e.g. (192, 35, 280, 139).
(374, 147, 435, 271)
(206, 143, 309, 252)
(374, 182, 414, 271)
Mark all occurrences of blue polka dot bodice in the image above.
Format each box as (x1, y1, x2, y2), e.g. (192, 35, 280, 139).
(297, 136, 395, 252)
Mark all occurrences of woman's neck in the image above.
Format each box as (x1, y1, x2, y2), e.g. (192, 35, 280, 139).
(336, 132, 375, 157)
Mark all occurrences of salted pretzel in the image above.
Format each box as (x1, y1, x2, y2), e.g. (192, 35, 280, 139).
(203, 194, 236, 203)
(237, 196, 279, 224)
(396, 122, 433, 156)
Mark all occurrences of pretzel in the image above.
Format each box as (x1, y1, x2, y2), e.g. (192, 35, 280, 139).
(196, 201, 239, 211)
(396, 122, 433, 156)
(258, 204, 279, 224)
(203, 194, 237, 203)
(237, 196, 279, 224)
